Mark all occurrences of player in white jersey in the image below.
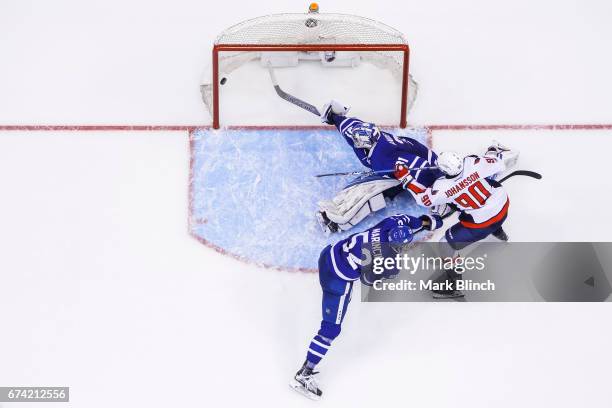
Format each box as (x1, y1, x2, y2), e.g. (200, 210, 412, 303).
(415, 142, 518, 298)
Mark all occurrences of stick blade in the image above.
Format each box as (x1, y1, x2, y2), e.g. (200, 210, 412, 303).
(499, 170, 542, 183)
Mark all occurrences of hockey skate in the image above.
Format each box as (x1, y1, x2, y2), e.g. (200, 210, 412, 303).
(432, 288, 465, 299)
(316, 211, 339, 234)
(492, 227, 509, 242)
(431, 269, 465, 299)
(289, 363, 323, 400)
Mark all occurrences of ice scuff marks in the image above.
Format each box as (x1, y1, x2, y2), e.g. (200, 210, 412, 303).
(190, 127, 430, 271)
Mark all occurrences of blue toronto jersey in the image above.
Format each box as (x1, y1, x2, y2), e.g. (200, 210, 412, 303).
(332, 115, 444, 189)
(327, 215, 423, 281)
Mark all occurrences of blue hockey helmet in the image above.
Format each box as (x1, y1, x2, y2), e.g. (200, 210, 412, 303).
(388, 225, 414, 253)
(350, 123, 381, 149)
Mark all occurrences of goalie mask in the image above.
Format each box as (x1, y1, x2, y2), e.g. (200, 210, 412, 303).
(388, 225, 414, 254)
(349, 123, 381, 150)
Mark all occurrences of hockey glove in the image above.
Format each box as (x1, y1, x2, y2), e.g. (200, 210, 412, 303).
(394, 163, 427, 194)
(394, 163, 414, 189)
(485, 140, 520, 171)
(432, 203, 455, 217)
(419, 214, 443, 231)
(485, 140, 510, 158)
(320, 100, 350, 124)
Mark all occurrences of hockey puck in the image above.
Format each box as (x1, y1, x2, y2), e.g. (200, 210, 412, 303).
(220, 77, 227, 85)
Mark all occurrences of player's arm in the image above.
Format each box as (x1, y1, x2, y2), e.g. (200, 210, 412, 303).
(320, 100, 378, 166)
(474, 155, 506, 179)
(394, 136, 438, 165)
(393, 157, 430, 195)
(320, 99, 377, 146)
(374, 214, 443, 232)
(415, 183, 453, 208)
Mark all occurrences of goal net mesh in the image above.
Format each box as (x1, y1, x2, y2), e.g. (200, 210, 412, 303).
(202, 12, 417, 126)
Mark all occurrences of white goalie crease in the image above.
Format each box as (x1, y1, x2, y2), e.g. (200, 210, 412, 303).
(318, 178, 400, 231)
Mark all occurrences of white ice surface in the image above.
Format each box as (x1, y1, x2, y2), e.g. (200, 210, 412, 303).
(1, 131, 611, 408)
(1, 1, 612, 407)
(430, 129, 612, 241)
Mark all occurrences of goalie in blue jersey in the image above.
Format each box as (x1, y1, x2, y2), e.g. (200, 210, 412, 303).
(290, 213, 443, 400)
(317, 100, 445, 234)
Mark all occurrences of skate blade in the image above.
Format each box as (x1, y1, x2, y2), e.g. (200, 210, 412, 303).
(315, 212, 332, 235)
(432, 290, 465, 299)
(289, 379, 321, 401)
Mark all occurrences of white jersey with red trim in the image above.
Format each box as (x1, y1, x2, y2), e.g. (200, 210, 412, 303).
(418, 156, 509, 226)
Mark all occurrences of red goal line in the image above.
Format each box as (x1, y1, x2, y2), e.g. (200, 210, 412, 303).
(1, 124, 612, 132)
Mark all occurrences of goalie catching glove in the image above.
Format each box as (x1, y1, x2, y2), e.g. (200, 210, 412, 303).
(321, 100, 350, 124)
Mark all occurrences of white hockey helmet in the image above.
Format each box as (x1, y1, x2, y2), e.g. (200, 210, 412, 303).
(436, 151, 464, 176)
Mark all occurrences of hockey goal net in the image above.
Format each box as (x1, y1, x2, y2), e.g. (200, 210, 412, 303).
(201, 5, 417, 128)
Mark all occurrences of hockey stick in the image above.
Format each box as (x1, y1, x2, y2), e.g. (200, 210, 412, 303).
(316, 166, 440, 178)
(267, 67, 321, 116)
(316, 168, 392, 178)
(317, 167, 541, 181)
(497, 170, 542, 183)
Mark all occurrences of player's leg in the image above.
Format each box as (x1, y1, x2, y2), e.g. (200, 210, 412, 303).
(491, 226, 509, 241)
(291, 246, 354, 400)
(304, 285, 351, 367)
(432, 217, 508, 299)
(446, 213, 509, 250)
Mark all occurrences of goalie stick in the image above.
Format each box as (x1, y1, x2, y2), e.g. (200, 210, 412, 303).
(316, 166, 439, 178)
(267, 67, 321, 116)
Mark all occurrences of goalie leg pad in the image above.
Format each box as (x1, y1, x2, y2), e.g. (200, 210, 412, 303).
(319, 178, 400, 231)
(333, 192, 385, 231)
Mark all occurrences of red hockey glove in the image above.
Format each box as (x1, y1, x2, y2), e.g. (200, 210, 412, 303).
(394, 163, 414, 189)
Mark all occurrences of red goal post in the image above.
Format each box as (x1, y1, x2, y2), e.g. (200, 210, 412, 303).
(203, 8, 415, 129)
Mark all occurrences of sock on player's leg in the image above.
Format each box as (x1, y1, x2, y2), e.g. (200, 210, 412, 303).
(306, 334, 332, 367)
